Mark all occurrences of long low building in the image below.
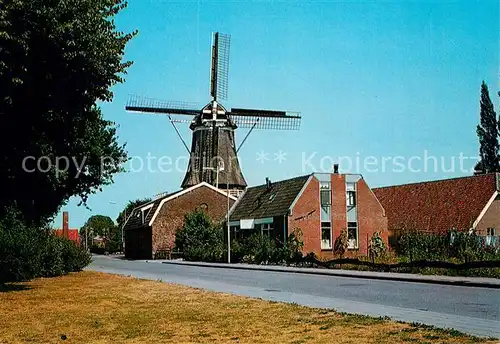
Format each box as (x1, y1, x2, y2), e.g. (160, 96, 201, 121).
(372, 173, 499, 246)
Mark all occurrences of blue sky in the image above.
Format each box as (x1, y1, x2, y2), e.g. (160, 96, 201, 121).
(52, 0, 499, 229)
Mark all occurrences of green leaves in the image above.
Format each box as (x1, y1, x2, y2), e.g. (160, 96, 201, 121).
(175, 210, 225, 262)
(0, 0, 137, 224)
(476, 81, 500, 173)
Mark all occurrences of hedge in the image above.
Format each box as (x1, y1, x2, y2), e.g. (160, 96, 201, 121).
(0, 207, 91, 284)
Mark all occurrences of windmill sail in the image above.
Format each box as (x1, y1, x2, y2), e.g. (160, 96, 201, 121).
(229, 108, 301, 130)
(210, 32, 230, 101)
(125, 32, 301, 196)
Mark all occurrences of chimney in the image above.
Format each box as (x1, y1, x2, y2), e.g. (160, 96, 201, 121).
(265, 177, 272, 190)
(62, 211, 69, 239)
(333, 164, 339, 174)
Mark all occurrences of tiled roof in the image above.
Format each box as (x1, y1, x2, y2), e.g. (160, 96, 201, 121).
(372, 173, 499, 232)
(229, 174, 311, 221)
(123, 190, 182, 231)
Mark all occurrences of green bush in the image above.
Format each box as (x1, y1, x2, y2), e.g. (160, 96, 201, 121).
(0, 208, 43, 283)
(175, 210, 224, 262)
(396, 229, 500, 263)
(368, 231, 387, 262)
(334, 228, 348, 258)
(0, 207, 92, 284)
(229, 228, 304, 265)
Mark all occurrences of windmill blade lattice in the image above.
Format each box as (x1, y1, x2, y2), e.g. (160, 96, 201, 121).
(125, 94, 200, 116)
(228, 108, 301, 130)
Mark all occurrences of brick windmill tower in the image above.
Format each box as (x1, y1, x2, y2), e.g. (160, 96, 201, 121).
(126, 32, 301, 196)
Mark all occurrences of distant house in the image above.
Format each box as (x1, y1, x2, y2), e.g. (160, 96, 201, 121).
(229, 171, 388, 258)
(123, 182, 237, 259)
(53, 211, 80, 245)
(373, 173, 500, 246)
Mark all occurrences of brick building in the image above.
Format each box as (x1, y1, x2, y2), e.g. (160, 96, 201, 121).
(373, 173, 500, 246)
(123, 182, 237, 259)
(53, 211, 80, 245)
(228, 172, 388, 258)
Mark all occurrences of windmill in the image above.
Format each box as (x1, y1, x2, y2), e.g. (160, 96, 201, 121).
(125, 32, 301, 196)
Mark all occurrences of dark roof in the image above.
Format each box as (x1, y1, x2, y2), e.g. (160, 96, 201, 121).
(229, 174, 311, 221)
(372, 173, 499, 233)
(123, 190, 182, 231)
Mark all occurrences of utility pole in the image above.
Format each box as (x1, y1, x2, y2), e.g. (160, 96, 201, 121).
(122, 209, 127, 253)
(226, 142, 231, 264)
(227, 176, 231, 264)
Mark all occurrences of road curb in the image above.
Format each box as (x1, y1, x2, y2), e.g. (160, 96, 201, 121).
(160, 260, 500, 289)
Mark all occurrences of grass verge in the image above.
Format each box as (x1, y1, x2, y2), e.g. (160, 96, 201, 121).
(0, 271, 496, 343)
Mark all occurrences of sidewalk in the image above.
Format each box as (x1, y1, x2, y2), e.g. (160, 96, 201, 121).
(159, 259, 500, 289)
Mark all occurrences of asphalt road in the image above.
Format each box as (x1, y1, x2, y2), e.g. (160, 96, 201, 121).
(88, 255, 500, 338)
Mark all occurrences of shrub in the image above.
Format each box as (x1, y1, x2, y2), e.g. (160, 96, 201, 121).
(0, 207, 43, 283)
(0, 206, 92, 284)
(240, 232, 276, 264)
(175, 210, 224, 262)
(368, 231, 387, 262)
(273, 228, 304, 264)
(396, 229, 500, 263)
(334, 228, 348, 258)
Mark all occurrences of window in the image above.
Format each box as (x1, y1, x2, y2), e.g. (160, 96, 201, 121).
(230, 225, 241, 239)
(347, 191, 356, 206)
(347, 222, 358, 249)
(261, 223, 273, 238)
(321, 222, 332, 249)
(486, 228, 496, 246)
(320, 181, 331, 221)
(320, 181, 331, 205)
(346, 182, 356, 207)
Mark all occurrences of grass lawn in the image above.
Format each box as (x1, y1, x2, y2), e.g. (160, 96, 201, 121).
(0, 271, 496, 344)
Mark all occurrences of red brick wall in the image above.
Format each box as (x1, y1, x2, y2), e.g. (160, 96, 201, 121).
(356, 178, 388, 255)
(331, 174, 347, 248)
(151, 186, 235, 253)
(288, 176, 320, 255)
(288, 174, 388, 259)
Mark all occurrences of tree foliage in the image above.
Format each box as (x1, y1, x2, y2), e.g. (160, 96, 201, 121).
(476, 81, 500, 173)
(80, 214, 121, 252)
(116, 197, 152, 228)
(0, 0, 137, 225)
(368, 231, 386, 262)
(334, 228, 348, 258)
(174, 210, 224, 262)
(0, 206, 91, 284)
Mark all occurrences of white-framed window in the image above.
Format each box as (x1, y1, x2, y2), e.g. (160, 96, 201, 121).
(320, 181, 331, 222)
(321, 222, 332, 249)
(320, 181, 331, 205)
(346, 182, 356, 207)
(347, 221, 358, 249)
(486, 228, 496, 246)
(261, 223, 273, 238)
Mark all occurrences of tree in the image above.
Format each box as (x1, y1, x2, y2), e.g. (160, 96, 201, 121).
(175, 210, 224, 262)
(116, 197, 152, 229)
(476, 81, 500, 173)
(0, 0, 137, 225)
(334, 228, 348, 259)
(80, 214, 118, 251)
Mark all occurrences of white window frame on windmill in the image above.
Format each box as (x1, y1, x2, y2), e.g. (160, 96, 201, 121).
(319, 180, 332, 250)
